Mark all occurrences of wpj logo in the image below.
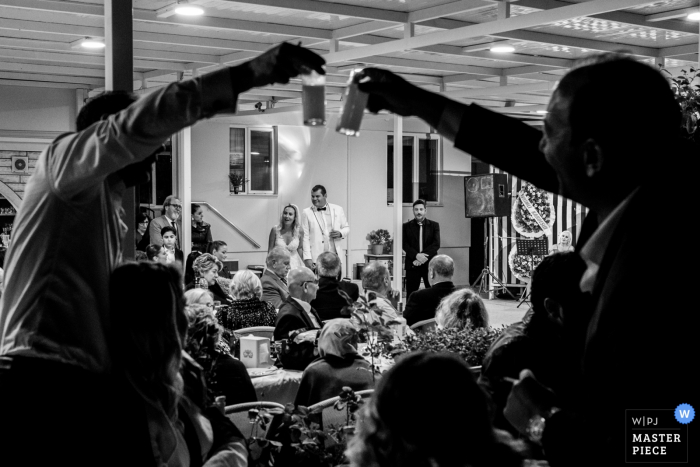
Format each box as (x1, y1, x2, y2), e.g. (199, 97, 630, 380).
(625, 404, 694, 463)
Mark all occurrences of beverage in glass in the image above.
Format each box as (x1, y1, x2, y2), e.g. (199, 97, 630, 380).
(336, 68, 369, 137)
(301, 70, 326, 126)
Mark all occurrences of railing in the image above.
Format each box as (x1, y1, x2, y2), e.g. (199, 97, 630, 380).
(193, 201, 261, 249)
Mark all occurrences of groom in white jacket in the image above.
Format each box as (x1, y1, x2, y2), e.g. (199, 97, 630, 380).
(302, 185, 350, 275)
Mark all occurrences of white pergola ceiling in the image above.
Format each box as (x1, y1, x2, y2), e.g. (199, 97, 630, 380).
(0, 0, 698, 116)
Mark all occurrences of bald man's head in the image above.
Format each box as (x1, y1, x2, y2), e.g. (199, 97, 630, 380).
(288, 267, 318, 302)
(429, 255, 454, 280)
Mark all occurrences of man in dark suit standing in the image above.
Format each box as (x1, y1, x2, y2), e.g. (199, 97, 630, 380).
(403, 255, 456, 326)
(403, 199, 440, 298)
(311, 251, 359, 321)
(274, 267, 323, 370)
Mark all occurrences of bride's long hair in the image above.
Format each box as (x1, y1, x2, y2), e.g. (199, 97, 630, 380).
(278, 204, 301, 239)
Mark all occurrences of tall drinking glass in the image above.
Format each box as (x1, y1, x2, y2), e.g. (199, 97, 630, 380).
(301, 69, 326, 126)
(336, 68, 369, 137)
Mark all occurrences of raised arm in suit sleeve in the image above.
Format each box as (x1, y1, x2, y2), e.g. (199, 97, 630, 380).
(336, 206, 350, 238)
(302, 210, 312, 261)
(424, 222, 440, 258)
(403, 222, 419, 264)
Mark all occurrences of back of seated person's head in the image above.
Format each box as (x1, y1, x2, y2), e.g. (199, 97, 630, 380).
(193, 253, 222, 276)
(266, 246, 290, 266)
(109, 261, 186, 418)
(429, 255, 454, 279)
(230, 269, 262, 300)
(76, 91, 138, 131)
(317, 251, 340, 278)
(184, 288, 214, 307)
(361, 262, 389, 293)
(134, 251, 148, 262)
(347, 352, 522, 467)
(530, 252, 587, 328)
(185, 251, 202, 284)
(184, 304, 222, 359)
(145, 244, 161, 262)
(436, 288, 489, 330)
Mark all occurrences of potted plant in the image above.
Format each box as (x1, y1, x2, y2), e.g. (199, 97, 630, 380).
(365, 229, 391, 255)
(228, 172, 248, 194)
(660, 66, 700, 143)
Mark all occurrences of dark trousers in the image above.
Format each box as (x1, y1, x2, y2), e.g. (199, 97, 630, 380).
(406, 264, 430, 298)
(0, 356, 153, 467)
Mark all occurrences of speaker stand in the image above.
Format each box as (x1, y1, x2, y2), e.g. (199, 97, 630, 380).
(471, 220, 517, 300)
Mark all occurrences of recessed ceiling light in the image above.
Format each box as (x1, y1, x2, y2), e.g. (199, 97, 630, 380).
(687, 11, 700, 20)
(81, 39, 105, 49)
(490, 45, 515, 53)
(535, 110, 548, 114)
(174, 3, 205, 16)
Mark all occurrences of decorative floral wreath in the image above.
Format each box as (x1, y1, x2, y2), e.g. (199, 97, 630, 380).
(508, 245, 546, 283)
(512, 183, 555, 238)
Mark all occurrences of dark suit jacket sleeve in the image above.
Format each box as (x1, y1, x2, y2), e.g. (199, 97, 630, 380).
(403, 222, 418, 263)
(424, 222, 440, 258)
(403, 292, 423, 326)
(274, 305, 304, 341)
(454, 104, 559, 193)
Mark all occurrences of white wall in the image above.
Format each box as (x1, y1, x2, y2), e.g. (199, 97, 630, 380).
(192, 110, 472, 285)
(0, 85, 76, 132)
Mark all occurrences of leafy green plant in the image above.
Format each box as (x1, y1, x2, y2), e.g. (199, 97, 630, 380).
(660, 66, 700, 139)
(365, 229, 391, 245)
(404, 325, 506, 367)
(228, 172, 249, 193)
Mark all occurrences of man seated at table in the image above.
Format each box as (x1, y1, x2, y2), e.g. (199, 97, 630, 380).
(479, 252, 588, 433)
(310, 252, 359, 322)
(403, 255, 457, 326)
(261, 246, 291, 309)
(274, 267, 323, 370)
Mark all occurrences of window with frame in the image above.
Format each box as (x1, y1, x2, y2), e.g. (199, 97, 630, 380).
(387, 134, 440, 205)
(229, 126, 277, 195)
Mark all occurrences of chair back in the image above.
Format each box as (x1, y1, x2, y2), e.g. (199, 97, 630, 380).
(307, 389, 374, 430)
(225, 401, 285, 457)
(409, 318, 436, 333)
(233, 326, 275, 341)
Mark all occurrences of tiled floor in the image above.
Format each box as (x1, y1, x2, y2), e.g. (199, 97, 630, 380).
(483, 299, 530, 329)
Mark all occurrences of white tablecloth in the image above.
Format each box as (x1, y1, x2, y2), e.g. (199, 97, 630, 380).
(248, 368, 303, 404)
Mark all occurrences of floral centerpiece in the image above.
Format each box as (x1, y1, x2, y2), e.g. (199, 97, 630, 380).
(228, 172, 249, 194)
(403, 325, 505, 367)
(508, 245, 546, 283)
(365, 229, 392, 254)
(661, 66, 699, 141)
(512, 182, 555, 238)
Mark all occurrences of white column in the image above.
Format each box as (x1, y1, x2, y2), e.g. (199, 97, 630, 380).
(178, 127, 193, 259)
(393, 115, 404, 303)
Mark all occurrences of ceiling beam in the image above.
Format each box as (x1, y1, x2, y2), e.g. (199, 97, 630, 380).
(218, 0, 408, 22)
(659, 43, 700, 57)
(0, 61, 164, 80)
(463, 50, 573, 67)
(443, 81, 555, 98)
(0, 70, 103, 86)
(0, 78, 87, 89)
(0, 49, 192, 71)
(645, 6, 700, 23)
(333, 21, 397, 40)
(323, 0, 657, 64)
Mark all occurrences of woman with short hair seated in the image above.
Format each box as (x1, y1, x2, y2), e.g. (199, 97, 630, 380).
(346, 352, 526, 467)
(185, 288, 214, 309)
(185, 253, 232, 305)
(435, 288, 490, 330)
(294, 319, 374, 408)
(185, 304, 257, 406)
(217, 270, 276, 333)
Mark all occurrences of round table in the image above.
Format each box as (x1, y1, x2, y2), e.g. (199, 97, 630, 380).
(247, 368, 303, 405)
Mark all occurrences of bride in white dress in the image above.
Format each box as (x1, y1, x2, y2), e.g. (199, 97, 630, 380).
(268, 204, 305, 269)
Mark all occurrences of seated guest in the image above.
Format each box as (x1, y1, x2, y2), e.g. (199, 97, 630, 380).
(261, 246, 291, 309)
(218, 270, 276, 332)
(134, 213, 149, 251)
(435, 288, 489, 330)
(133, 250, 148, 262)
(160, 226, 184, 267)
(185, 304, 257, 406)
(145, 244, 167, 263)
(346, 352, 525, 467)
(361, 262, 400, 322)
(184, 251, 202, 285)
(479, 253, 587, 433)
(310, 251, 359, 321)
(274, 267, 323, 370)
(110, 262, 247, 466)
(210, 240, 232, 279)
(186, 253, 233, 305)
(185, 288, 214, 309)
(295, 319, 374, 408)
(403, 254, 457, 326)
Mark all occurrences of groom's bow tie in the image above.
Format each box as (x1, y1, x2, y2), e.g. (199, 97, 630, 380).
(316, 207, 326, 211)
